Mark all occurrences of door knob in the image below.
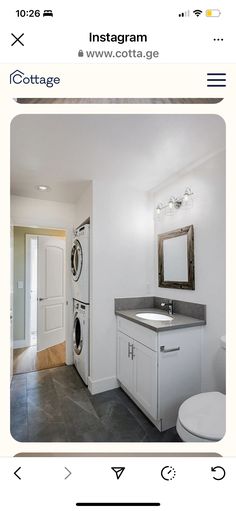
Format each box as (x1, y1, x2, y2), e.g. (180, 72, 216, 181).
(38, 297, 45, 301)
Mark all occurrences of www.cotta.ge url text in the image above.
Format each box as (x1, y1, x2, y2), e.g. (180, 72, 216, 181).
(77, 49, 160, 60)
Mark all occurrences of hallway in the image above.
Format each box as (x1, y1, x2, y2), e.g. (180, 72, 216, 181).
(13, 342, 66, 374)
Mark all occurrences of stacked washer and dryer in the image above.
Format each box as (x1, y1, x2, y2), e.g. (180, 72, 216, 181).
(71, 224, 90, 385)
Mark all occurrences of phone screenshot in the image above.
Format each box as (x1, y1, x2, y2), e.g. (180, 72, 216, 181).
(0, 1, 235, 509)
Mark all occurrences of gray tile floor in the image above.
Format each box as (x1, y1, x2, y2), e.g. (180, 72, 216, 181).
(11, 366, 181, 443)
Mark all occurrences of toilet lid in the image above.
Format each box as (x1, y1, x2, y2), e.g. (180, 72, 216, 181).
(178, 392, 225, 441)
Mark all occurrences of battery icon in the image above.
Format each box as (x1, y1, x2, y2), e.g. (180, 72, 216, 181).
(206, 9, 221, 17)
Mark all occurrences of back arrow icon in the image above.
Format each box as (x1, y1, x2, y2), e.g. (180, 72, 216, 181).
(14, 467, 21, 480)
(211, 466, 226, 480)
(64, 467, 72, 480)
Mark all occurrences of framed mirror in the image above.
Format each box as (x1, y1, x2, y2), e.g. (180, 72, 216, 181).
(158, 225, 195, 289)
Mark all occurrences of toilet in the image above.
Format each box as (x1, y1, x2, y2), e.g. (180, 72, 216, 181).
(176, 335, 226, 442)
(177, 391, 225, 441)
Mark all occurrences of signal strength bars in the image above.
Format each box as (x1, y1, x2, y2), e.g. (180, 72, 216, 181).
(179, 10, 190, 17)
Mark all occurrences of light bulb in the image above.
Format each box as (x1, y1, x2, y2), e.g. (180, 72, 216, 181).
(35, 185, 51, 191)
(183, 187, 192, 200)
(165, 197, 175, 215)
(182, 188, 193, 209)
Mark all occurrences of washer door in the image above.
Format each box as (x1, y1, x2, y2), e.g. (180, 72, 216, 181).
(71, 238, 83, 282)
(73, 315, 83, 355)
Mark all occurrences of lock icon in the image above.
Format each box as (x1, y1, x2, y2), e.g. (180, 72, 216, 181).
(78, 50, 84, 57)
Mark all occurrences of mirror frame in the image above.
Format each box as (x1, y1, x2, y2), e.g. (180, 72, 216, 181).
(158, 224, 195, 290)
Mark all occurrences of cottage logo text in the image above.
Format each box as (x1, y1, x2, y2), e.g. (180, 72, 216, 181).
(10, 70, 61, 88)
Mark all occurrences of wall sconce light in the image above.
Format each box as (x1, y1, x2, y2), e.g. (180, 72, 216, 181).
(156, 187, 194, 217)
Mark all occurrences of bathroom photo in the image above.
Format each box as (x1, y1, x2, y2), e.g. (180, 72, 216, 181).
(10, 114, 226, 442)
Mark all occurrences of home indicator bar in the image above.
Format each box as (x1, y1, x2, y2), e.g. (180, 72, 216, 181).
(75, 504, 161, 508)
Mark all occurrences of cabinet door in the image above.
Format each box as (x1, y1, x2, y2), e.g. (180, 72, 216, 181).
(117, 332, 133, 393)
(158, 328, 201, 429)
(133, 341, 158, 420)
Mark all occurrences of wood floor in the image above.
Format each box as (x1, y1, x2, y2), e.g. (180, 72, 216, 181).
(13, 342, 66, 374)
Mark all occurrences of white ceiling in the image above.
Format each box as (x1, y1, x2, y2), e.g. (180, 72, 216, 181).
(11, 115, 225, 203)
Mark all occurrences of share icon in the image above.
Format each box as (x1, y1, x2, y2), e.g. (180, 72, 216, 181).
(111, 467, 126, 480)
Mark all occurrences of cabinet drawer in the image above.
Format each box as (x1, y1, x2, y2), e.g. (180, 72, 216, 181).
(117, 316, 158, 351)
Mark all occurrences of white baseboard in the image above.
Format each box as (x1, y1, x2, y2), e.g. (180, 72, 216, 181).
(13, 339, 31, 349)
(88, 375, 119, 395)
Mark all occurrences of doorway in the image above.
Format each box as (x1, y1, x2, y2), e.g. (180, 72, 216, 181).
(13, 227, 67, 375)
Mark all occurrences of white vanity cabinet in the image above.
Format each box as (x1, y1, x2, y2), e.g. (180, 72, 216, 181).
(117, 331, 158, 420)
(117, 316, 202, 431)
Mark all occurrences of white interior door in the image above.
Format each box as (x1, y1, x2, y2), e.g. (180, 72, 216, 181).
(37, 236, 65, 352)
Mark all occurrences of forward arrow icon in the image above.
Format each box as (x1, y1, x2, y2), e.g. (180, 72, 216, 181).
(65, 467, 72, 480)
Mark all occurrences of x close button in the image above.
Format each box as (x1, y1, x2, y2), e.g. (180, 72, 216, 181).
(11, 33, 24, 46)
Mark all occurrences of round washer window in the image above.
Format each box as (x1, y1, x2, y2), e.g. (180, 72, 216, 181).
(71, 239, 83, 281)
(73, 316, 83, 355)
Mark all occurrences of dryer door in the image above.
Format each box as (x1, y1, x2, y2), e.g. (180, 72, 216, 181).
(71, 238, 83, 282)
(73, 314, 83, 355)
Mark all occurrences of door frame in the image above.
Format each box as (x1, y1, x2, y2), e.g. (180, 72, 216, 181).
(25, 234, 38, 346)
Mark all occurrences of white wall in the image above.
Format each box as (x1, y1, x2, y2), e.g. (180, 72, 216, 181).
(151, 151, 226, 393)
(11, 195, 75, 365)
(89, 179, 153, 393)
(11, 195, 75, 230)
(10, 224, 14, 381)
(74, 182, 92, 229)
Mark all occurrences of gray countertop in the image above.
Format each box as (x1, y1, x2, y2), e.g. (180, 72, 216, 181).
(116, 308, 206, 333)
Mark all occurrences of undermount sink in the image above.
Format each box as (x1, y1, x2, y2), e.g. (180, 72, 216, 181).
(136, 312, 173, 321)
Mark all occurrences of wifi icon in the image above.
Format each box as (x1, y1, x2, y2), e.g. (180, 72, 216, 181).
(193, 9, 203, 17)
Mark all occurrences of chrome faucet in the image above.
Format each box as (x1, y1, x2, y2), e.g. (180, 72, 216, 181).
(160, 300, 173, 316)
